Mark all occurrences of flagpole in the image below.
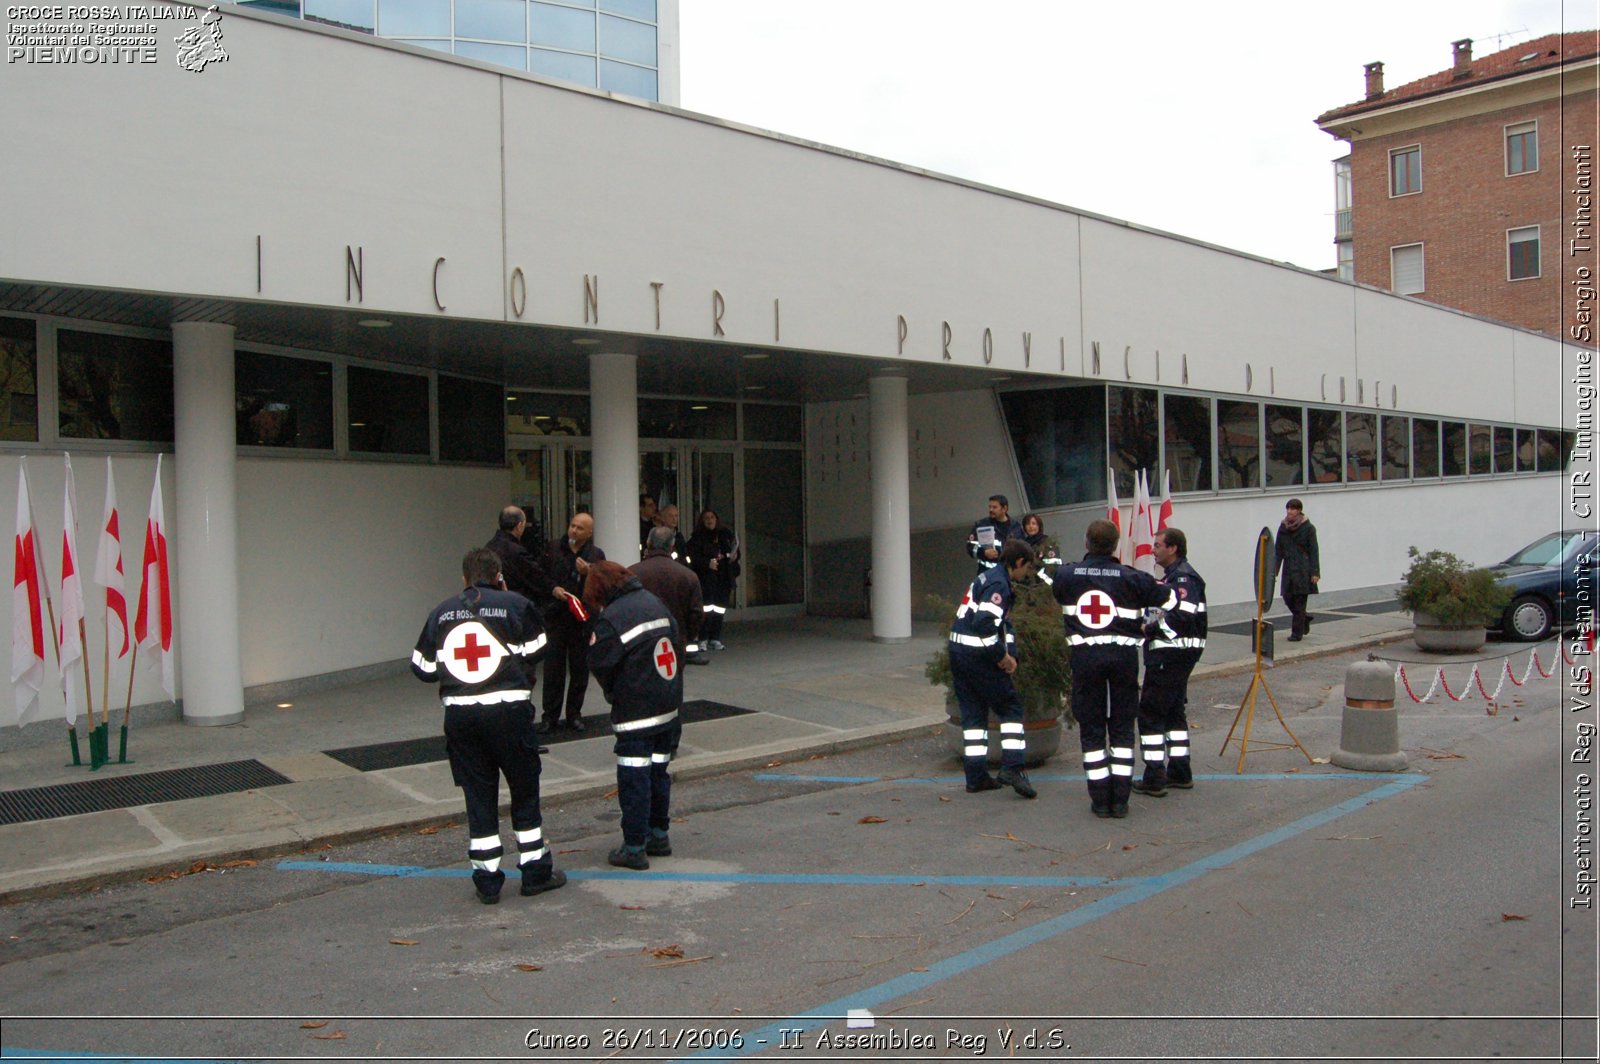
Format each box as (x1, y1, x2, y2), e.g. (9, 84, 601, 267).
(100, 612, 110, 729)
(24, 472, 76, 765)
(120, 640, 138, 762)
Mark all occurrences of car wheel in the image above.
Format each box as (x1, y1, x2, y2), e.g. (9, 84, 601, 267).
(1505, 594, 1553, 642)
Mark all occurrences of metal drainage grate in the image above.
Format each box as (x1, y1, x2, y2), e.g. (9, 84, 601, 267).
(0, 759, 293, 827)
(326, 700, 756, 772)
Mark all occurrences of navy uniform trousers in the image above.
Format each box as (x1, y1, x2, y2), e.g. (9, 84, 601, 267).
(615, 720, 683, 847)
(445, 700, 552, 896)
(951, 649, 1026, 787)
(1070, 645, 1140, 806)
(1136, 649, 1200, 787)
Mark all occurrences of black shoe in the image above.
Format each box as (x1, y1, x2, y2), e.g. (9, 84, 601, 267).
(608, 846, 650, 870)
(966, 776, 1003, 793)
(1131, 779, 1168, 797)
(567, 717, 585, 734)
(687, 652, 711, 666)
(997, 768, 1037, 799)
(536, 719, 554, 735)
(1287, 634, 1303, 642)
(520, 869, 567, 897)
(1110, 803, 1129, 818)
(645, 834, 672, 857)
(475, 887, 501, 905)
(1091, 802, 1113, 819)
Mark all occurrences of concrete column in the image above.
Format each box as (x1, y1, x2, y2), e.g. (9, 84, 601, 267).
(171, 322, 244, 726)
(589, 352, 640, 565)
(868, 373, 911, 643)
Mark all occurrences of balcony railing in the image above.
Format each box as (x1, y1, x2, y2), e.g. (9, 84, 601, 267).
(1335, 208, 1353, 240)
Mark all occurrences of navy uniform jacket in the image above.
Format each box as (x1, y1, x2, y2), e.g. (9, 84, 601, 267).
(948, 565, 1019, 669)
(1051, 553, 1177, 650)
(967, 515, 1025, 569)
(1148, 557, 1207, 654)
(411, 584, 548, 705)
(588, 578, 684, 735)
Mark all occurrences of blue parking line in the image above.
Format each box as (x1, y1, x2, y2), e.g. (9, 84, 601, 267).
(685, 774, 1427, 1061)
(274, 861, 1130, 889)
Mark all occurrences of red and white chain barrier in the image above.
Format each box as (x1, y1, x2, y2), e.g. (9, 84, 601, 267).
(1391, 631, 1591, 704)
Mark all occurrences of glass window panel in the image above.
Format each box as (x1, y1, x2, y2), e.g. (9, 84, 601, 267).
(506, 390, 590, 436)
(639, 399, 736, 440)
(1442, 422, 1467, 476)
(1264, 404, 1304, 487)
(1161, 394, 1211, 493)
(438, 376, 506, 464)
(1559, 431, 1578, 472)
(1468, 424, 1492, 474)
(57, 330, 173, 442)
(1345, 412, 1377, 482)
(455, 40, 526, 67)
(531, 2, 594, 48)
(742, 450, 804, 606)
(1216, 399, 1260, 490)
(0, 316, 39, 443)
(1390, 146, 1420, 195)
(598, 12, 654, 63)
(407, 38, 451, 51)
(1507, 121, 1538, 174)
(1492, 426, 1515, 472)
(1508, 226, 1540, 280)
(304, 0, 374, 32)
(599, 0, 653, 18)
(1537, 429, 1563, 472)
(530, 47, 595, 84)
(998, 386, 1106, 509)
(347, 365, 429, 456)
(1412, 418, 1440, 477)
(237, 0, 300, 14)
(1307, 408, 1342, 483)
(235, 351, 333, 450)
(1516, 428, 1536, 471)
(599, 58, 657, 98)
(378, 0, 448, 36)
(1107, 386, 1158, 498)
(742, 403, 801, 443)
(455, 0, 524, 40)
(1381, 415, 1410, 480)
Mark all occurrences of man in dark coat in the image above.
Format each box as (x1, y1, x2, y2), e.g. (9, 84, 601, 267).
(539, 512, 605, 733)
(485, 506, 552, 606)
(1274, 498, 1320, 642)
(967, 494, 1025, 572)
(631, 524, 706, 665)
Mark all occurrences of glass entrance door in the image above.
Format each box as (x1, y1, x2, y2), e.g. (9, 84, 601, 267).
(508, 440, 591, 549)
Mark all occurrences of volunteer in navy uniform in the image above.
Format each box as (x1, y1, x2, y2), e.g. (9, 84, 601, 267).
(950, 539, 1040, 798)
(1133, 527, 1207, 797)
(583, 560, 684, 871)
(410, 548, 566, 904)
(1052, 518, 1177, 819)
(966, 494, 1025, 571)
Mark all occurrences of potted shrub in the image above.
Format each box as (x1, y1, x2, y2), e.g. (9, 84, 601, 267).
(925, 581, 1072, 766)
(1395, 546, 1511, 653)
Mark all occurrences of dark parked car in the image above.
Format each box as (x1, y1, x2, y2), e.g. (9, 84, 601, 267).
(1489, 530, 1599, 641)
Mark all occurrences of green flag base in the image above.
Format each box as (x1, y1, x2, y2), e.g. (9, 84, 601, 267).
(67, 725, 82, 767)
(118, 723, 132, 764)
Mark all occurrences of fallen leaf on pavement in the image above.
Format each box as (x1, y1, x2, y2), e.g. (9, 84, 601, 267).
(416, 826, 441, 835)
(645, 944, 685, 958)
(937, 795, 952, 803)
(514, 963, 543, 972)
(1121, 844, 1136, 851)
(219, 859, 257, 869)
(1501, 913, 1528, 921)
(858, 816, 888, 824)
(646, 955, 712, 969)
(310, 1031, 346, 1041)
(765, 760, 783, 768)
(389, 939, 419, 946)
(911, 967, 929, 972)
(300, 1021, 328, 1030)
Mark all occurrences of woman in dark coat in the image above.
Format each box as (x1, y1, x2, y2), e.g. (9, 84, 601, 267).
(1274, 498, 1320, 641)
(687, 509, 739, 651)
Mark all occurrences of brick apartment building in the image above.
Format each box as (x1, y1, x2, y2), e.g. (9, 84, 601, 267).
(1317, 32, 1598, 336)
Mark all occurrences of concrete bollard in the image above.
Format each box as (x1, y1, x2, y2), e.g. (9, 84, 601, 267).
(1331, 660, 1408, 771)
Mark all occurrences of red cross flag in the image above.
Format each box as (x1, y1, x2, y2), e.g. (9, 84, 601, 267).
(59, 454, 86, 726)
(10, 465, 46, 727)
(95, 457, 129, 661)
(440, 621, 506, 684)
(1131, 469, 1156, 575)
(134, 455, 174, 702)
(653, 636, 677, 680)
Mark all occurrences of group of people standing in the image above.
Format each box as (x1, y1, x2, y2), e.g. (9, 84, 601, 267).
(956, 497, 1207, 818)
(409, 501, 741, 903)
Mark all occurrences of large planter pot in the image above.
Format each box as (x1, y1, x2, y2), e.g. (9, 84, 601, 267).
(1411, 610, 1488, 653)
(943, 696, 1063, 767)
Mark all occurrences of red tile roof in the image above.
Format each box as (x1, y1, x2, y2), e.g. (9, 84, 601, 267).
(1317, 31, 1600, 123)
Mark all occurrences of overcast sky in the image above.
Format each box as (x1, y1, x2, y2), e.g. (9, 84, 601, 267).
(679, 0, 1595, 272)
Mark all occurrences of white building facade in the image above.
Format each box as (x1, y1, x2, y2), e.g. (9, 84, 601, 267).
(0, 6, 1582, 734)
